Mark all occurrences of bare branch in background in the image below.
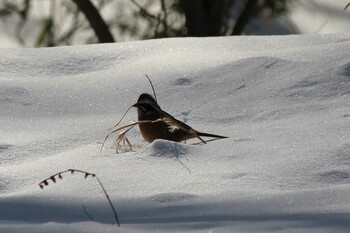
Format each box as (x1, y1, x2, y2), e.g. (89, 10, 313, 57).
(72, 0, 115, 43)
(344, 2, 350, 11)
(232, 0, 258, 35)
(0, 0, 292, 46)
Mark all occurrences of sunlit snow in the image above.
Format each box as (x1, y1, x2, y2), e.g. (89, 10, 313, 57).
(1, 34, 350, 232)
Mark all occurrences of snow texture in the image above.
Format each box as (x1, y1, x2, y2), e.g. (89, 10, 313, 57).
(1, 34, 350, 232)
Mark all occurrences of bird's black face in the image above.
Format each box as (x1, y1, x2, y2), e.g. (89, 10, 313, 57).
(133, 93, 161, 120)
(135, 102, 154, 114)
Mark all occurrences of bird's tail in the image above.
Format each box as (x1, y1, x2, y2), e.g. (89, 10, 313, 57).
(196, 131, 228, 139)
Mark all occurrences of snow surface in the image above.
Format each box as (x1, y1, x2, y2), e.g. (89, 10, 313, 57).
(1, 34, 350, 232)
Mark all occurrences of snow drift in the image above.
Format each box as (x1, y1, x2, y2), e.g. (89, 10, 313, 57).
(0, 34, 350, 232)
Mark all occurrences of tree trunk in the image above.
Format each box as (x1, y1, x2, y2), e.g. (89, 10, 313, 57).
(72, 0, 115, 43)
(231, 0, 258, 35)
(180, 0, 225, 37)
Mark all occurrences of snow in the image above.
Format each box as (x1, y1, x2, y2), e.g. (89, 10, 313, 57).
(1, 34, 350, 232)
(289, 0, 350, 34)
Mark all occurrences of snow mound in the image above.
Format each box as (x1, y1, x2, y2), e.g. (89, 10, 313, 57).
(1, 34, 350, 232)
(142, 139, 192, 158)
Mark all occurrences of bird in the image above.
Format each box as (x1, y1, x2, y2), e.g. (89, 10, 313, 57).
(132, 93, 227, 143)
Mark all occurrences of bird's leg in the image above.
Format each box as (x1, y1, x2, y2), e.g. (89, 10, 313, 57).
(188, 129, 206, 144)
(115, 125, 135, 152)
(101, 120, 156, 152)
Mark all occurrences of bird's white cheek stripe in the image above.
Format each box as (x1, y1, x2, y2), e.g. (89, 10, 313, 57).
(167, 125, 180, 133)
(139, 105, 148, 113)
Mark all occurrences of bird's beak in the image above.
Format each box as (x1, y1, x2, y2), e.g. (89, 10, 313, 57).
(132, 103, 139, 108)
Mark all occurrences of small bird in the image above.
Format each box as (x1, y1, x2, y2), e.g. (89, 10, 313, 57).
(132, 93, 227, 143)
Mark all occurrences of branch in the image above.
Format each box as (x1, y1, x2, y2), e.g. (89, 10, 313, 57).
(71, 0, 115, 43)
(231, 0, 258, 35)
(345, 2, 350, 11)
(39, 169, 120, 226)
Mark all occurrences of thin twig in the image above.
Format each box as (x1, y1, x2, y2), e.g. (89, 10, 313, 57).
(129, 0, 158, 20)
(176, 155, 191, 173)
(95, 176, 120, 226)
(39, 169, 120, 226)
(83, 205, 95, 221)
(145, 74, 157, 103)
(160, 0, 168, 35)
(191, 137, 224, 145)
(108, 105, 134, 131)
